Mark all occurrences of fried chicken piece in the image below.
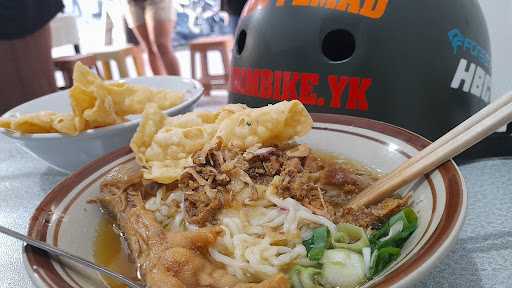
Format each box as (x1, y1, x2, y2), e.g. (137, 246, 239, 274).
(335, 196, 410, 229)
(145, 266, 186, 288)
(335, 206, 380, 229)
(100, 162, 143, 193)
(96, 162, 289, 288)
(236, 274, 289, 288)
(371, 195, 411, 219)
(320, 166, 360, 193)
(159, 247, 234, 287)
(165, 226, 223, 252)
(91, 162, 143, 213)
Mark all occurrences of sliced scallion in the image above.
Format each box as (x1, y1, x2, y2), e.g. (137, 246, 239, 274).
(332, 223, 370, 252)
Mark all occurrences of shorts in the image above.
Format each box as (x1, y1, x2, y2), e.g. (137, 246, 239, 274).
(124, 0, 176, 28)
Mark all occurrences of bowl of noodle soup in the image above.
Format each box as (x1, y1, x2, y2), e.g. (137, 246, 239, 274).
(22, 103, 466, 288)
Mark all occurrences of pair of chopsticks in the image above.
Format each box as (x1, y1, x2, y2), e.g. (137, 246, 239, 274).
(349, 91, 512, 208)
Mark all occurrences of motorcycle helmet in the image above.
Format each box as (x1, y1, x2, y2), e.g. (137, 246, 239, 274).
(228, 0, 492, 144)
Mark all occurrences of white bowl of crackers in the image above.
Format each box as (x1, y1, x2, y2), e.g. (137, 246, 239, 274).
(0, 63, 203, 172)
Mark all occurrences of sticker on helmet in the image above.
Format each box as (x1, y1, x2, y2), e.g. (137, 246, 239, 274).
(450, 58, 491, 103)
(448, 28, 492, 103)
(230, 66, 372, 111)
(275, 0, 389, 19)
(448, 28, 491, 67)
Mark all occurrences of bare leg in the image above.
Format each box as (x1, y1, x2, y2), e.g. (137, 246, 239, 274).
(132, 24, 165, 75)
(152, 20, 181, 76)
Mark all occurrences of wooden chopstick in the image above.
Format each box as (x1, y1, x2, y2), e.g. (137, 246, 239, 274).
(349, 91, 512, 208)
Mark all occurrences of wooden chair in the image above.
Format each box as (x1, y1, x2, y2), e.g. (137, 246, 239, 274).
(53, 54, 99, 88)
(92, 45, 145, 80)
(97, 9, 145, 80)
(189, 35, 234, 96)
(51, 14, 145, 86)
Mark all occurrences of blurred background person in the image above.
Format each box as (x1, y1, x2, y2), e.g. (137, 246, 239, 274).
(123, 0, 181, 76)
(0, 0, 64, 114)
(72, 0, 82, 16)
(222, 0, 247, 33)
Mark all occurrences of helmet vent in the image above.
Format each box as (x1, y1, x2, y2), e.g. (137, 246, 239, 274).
(236, 30, 247, 55)
(322, 29, 356, 62)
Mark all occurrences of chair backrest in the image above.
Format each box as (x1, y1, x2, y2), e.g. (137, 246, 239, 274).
(50, 14, 81, 52)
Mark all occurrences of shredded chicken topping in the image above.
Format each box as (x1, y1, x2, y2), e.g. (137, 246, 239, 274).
(177, 142, 406, 228)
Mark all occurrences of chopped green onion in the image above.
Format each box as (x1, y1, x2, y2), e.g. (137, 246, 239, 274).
(369, 208, 418, 250)
(289, 266, 304, 288)
(320, 249, 366, 288)
(362, 247, 371, 276)
(304, 226, 330, 261)
(289, 266, 322, 288)
(300, 267, 323, 288)
(380, 221, 403, 241)
(365, 208, 419, 279)
(332, 223, 370, 252)
(303, 237, 314, 254)
(391, 207, 418, 228)
(368, 247, 401, 279)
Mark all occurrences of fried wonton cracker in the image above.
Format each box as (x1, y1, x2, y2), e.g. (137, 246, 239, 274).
(216, 100, 313, 148)
(70, 62, 184, 131)
(105, 82, 185, 116)
(0, 118, 12, 129)
(51, 113, 80, 135)
(10, 111, 59, 134)
(130, 103, 248, 183)
(70, 64, 124, 130)
(131, 100, 312, 184)
(82, 84, 126, 128)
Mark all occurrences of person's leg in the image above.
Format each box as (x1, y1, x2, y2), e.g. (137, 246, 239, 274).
(151, 20, 180, 76)
(145, 0, 180, 75)
(124, 0, 166, 75)
(0, 24, 56, 114)
(132, 24, 165, 75)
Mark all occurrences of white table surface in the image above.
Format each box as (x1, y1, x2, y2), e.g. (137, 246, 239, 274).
(1, 133, 511, 288)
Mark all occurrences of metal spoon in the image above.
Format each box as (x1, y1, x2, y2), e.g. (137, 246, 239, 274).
(0, 225, 145, 288)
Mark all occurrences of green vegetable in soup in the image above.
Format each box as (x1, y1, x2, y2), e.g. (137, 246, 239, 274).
(368, 247, 401, 279)
(304, 226, 331, 261)
(290, 266, 304, 288)
(320, 249, 366, 288)
(332, 223, 370, 252)
(295, 208, 418, 286)
(289, 266, 323, 288)
(367, 208, 418, 279)
(369, 207, 418, 250)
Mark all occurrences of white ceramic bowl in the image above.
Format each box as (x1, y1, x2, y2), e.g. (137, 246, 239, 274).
(23, 114, 466, 288)
(0, 76, 203, 172)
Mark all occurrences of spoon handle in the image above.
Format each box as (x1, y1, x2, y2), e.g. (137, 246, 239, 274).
(0, 225, 145, 288)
